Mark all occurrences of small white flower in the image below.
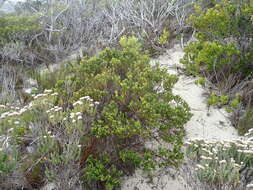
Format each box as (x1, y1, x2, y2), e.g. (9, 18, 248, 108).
(70, 114, 75, 119)
(49, 115, 54, 119)
(81, 96, 91, 100)
(234, 163, 241, 168)
(8, 128, 14, 132)
(94, 101, 100, 105)
(77, 115, 82, 120)
(19, 108, 27, 113)
(55, 107, 63, 112)
(77, 145, 82, 148)
(28, 102, 33, 107)
(200, 156, 212, 160)
(76, 112, 82, 116)
(14, 121, 20, 125)
(43, 136, 47, 138)
(219, 160, 226, 164)
(248, 128, 253, 133)
(196, 164, 205, 170)
(44, 89, 53, 93)
(248, 137, 253, 141)
(89, 103, 94, 107)
(73, 101, 83, 106)
(184, 141, 191, 146)
(79, 96, 88, 100)
(72, 119, 76, 123)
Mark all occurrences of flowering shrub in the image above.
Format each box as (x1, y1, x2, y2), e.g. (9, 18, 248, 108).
(185, 129, 253, 190)
(0, 36, 191, 189)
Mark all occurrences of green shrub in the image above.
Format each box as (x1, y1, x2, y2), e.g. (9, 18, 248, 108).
(84, 155, 123, 190)
(207, 93, 218, 105)
(158, 29, 171, 45)
(230, 95, 240, 109)
(195, 77, 206, 86)
(181, 0, 253, 76)
(219, 95, 229, 106)
(0, 14, 40, 46)
(0, 149, 18, 174)
(54, 36, 191, 188)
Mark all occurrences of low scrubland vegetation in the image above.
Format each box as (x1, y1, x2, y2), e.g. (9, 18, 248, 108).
(0, 36, 191, 189)
(1, 0, 253, 189)
(0, 0, 192, 103)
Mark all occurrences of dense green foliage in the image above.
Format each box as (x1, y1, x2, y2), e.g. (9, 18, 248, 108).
(0, 14, 40, 46)
(0, 37, 191, 189)
(182, 0, 253, 76)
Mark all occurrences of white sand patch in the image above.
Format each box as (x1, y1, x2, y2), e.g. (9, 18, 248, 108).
(121, 44, 239, 190)
(121, 169, 190, 190)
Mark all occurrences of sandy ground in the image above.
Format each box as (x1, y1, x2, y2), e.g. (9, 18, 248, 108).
(121, 44, 239, 190)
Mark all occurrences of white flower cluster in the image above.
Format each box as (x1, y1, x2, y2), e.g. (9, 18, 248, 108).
(46, 106, 63, 114)
(67, 112, 83, 123)
(32, 89, 58, 99)
(187, 131, 253, 173)
(73, 96, 100, 107)
(0, 104, 33, 120)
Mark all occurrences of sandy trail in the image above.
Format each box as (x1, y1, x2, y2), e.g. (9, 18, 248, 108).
(121, 44, 239, 190)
